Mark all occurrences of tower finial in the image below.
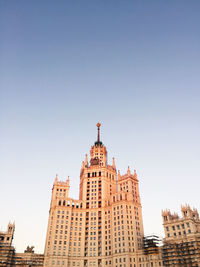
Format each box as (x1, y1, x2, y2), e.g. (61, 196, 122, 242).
(85, 153, 88, 166)
(96, 122, 101, 142)
(54, 174, 58, 184)
(112, 157, 116, 169)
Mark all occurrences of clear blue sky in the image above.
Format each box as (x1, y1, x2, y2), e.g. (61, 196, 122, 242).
(0, 0, 200, 253)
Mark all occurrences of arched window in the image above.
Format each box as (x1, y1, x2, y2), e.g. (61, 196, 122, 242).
(63, 200, 65, 206)
(58, 200, 61, 206)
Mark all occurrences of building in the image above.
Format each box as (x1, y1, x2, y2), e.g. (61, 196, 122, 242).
(162, 205, 200, 266)
(43, 123, 163, 267)
(0, 223, 44, 267)
(14, 246, 44, 267)
(0, 222, 15, 266)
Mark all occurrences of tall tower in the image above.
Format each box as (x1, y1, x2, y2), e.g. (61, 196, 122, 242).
(43, 124, 145, 267)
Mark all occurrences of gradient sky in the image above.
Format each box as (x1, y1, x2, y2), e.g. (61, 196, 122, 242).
(0, 1, 200, 253)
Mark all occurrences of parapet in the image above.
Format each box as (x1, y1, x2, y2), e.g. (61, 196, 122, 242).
(162, 204, 200, 223)
(118, 167, 138, 182)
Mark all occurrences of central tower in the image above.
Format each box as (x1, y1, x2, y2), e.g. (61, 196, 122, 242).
(79, 123, 116, 208)
(44, 123, 145, 267)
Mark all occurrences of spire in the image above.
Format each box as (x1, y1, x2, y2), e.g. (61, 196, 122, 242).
(54, 174, 58, 184)
(81, 161, 85, 169)
(112, 157, 116, 169)
(95, 123, 103, 146)
(85, 153, 88, 166)
(97, 122, 101, 142)
(127, 166, 131, 175)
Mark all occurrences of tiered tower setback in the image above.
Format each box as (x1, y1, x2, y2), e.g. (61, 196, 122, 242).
(43, 124, 162, 267)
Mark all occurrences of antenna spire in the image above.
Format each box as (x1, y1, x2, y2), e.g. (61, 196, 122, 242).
(96, 122, 101, 142)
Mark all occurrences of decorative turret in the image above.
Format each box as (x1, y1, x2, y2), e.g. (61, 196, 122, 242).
(54, 174, 58, 185)
(85, 154, 88, 166)
(181, 204, 200, 220)
(7, 222, 15, 234)
(127, 166, 131, 176)
(112, 157, 116, 169)
(162, 209, 180, 222)
(66, 176, 70, 186)
(162, 209, 172, 222)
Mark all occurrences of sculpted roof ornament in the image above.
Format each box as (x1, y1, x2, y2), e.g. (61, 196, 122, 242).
(112, 157, 116, 169)
(25, 246, 34, 253)
(95, 122, 103, 146)
(65, 176, 70, 186)
(127, 166, 131, 176)
(96, 122, 101, 128)
(85, 153, 88, 166)
(54, 174, 58, 184)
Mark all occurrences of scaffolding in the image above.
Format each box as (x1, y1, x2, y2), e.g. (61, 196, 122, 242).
(0, 244, 15, 266)
(143, 235, 162, 255)
(162, 239, 200, 267)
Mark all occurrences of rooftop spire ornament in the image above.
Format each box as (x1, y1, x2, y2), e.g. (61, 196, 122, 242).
(96, 122, 101, 142)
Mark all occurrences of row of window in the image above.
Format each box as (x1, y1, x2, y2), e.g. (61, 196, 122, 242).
(49, 260, 161, 267)
(166, 222, 190, 231)
(58, 200, 83, 208)
(167, 229, 191, 237)
(88, 172, 101, 177)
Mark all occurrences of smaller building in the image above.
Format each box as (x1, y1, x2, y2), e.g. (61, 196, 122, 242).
(162, 204, 200, 266)
(14, 246, 44, 267)
(0, 222, 15, 266)
(0, 223, 44, 267)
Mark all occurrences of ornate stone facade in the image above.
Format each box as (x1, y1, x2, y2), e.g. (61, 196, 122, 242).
(0, 223, 44, 267)
(43, 124, 163, 267)
(14, 247, 44, 267)
(162, 205, 200, 266)
(0, 223, 15, 266)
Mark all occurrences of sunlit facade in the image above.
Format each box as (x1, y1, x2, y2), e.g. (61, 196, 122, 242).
(162, 205, 200, 266)
(43, 124, 163, 267)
